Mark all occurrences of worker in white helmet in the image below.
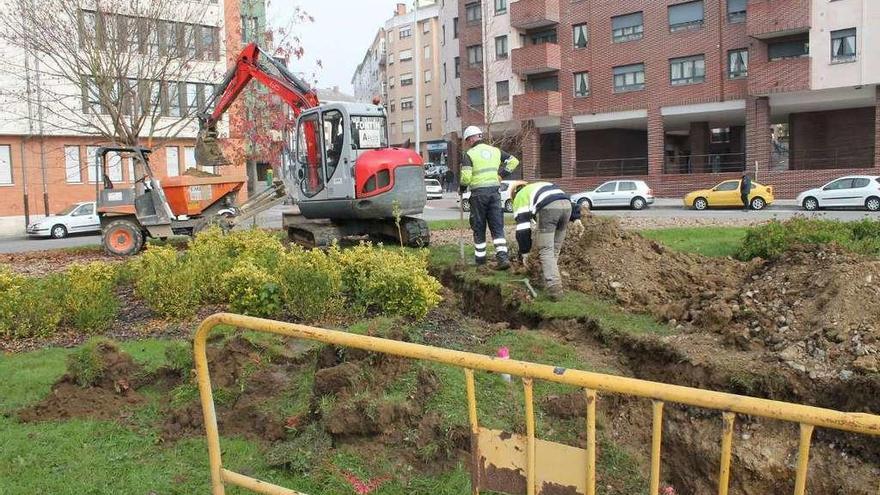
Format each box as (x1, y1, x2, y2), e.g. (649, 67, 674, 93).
(459, 125, 520, 269)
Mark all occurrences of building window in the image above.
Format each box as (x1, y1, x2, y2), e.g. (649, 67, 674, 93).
(0, 145, 11, 185)
(496, 80, 509, 105)
(64, 146, 81, 183)
(670, 55, 705, 85)
(728, 48, 748, 79)
(613, 63, 645, 92)
(107, 151, 123, 182)
(526, 28, 557, 45)
(185, 82, 199, 111)
(399, 26, 412, 39)
(443, 62, 447, 83)
(669, 1, 704, 32)
(165, 81, 182, 117)
(525, 74, 558, 92)
(83, 76, 104, 114)
(467, 87, 483, 107)
(426, 118, 433, 131)
(444, 99, 448, 120)
(390, 100, 396, 112)
(574, 71, 590, 97)
(495, 35, 508, 59)
(727, 0, 746, 23)
(831, 28, 857, 63)
(453, 17, 459, 38)
(388, 52, 394, 64)
(768, 35, 809, 61)
(425, 94, 432, 107)
(495, 0, 507, 15)
(422, 21, 430, 34)
(424, 45, 431, 59)
(200, 26, 219, 60)
(389, 76, 395, 88)
(401, 73, 413, 86)
(165, 146, 180, 177)
(710, 128, 731, 143)
(467, 45, 482, 66)
(455, 57, 461, 78)
(401, 97, 414, 110)
(466, 2, 481, 24)
(573, 24, 588, 49)
(400, 49, 412, 61)
(86, 146, 99, 183)
(612, 12, 643, 43)
(424, 69, 432, 82)
(455, 96, 461, 116)
(402, 120, 414, 134)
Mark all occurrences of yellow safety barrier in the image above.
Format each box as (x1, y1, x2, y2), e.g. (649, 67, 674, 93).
(194, 313, 880, 495)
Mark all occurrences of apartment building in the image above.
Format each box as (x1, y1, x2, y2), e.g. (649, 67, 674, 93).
(352, 30, 387, 104)
(383, 2, 448, 165)
(439, 0, 462, 170)
(458, 0, 880, 198)
(0, 0, 254, 234)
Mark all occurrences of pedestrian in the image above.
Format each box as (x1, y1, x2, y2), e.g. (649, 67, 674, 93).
(265, 167, 274, 190)
(444, 169, 455, 192)
(740, 174, 752, 211)
(512, 181, 583, 300)
(460, 126, 520, 269)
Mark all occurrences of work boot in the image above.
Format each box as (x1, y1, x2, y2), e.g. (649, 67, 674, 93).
(495, 254, 511, 271)
(547, 284, 564, 301)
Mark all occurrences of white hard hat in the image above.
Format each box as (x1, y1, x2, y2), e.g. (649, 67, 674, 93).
(462, 126, 482, 140)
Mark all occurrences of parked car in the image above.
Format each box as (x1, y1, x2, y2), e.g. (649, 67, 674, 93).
(796, 176, 880, 212)
(460, 180, 528, 213)
(571, 180, 654, 210)
(27, 202, 99, 239)
(425, 163, 449, 179)
(425, 179, 444, 200)
(683, 180, 774, 210)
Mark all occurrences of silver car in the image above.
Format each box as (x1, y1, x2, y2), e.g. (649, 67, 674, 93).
(571, 180, 654, 210)
(26, 202, 100, 239)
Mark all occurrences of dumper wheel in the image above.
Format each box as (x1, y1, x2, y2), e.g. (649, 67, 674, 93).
(103, 218, 144, 256)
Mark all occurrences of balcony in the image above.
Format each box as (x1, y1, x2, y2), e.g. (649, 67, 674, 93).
(513, 90, 562, 120)
(510, 0, 559, 30)
(511, 43, 561, 76)
(747, 0, 809, 39)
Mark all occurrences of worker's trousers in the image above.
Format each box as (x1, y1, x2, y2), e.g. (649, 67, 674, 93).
(469, 187, 509, 264)
(536, 199, 572, 288)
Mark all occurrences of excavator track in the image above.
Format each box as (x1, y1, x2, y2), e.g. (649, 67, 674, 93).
(283, 213, 430, 249)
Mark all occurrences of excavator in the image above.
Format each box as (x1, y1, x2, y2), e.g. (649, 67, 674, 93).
(97, 42, 429, 255)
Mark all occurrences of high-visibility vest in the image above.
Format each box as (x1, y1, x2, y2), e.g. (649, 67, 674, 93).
(461, 143, 516, 189)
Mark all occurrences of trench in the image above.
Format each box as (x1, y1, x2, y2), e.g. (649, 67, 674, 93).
(438, 266, 880, 495)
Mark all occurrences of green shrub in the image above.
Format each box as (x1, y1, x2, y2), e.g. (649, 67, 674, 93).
(739, 218, 880, 260)
(278, 248, 345, 321)
(221, 260, 282, 318)
(67, 337, 118, 387)
(62, 262, 119, 333)
(0, 266, 64, 338)
(134, 245, 201, 318)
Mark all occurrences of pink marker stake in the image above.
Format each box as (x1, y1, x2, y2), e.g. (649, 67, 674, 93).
(497, 347, 511, 383)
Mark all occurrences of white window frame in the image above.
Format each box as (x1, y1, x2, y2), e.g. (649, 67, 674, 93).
(184, 146, 196, 171)
(166, 146, 180, 177)
(574, 72, 590, 97)
(670, 55, 706, 85)
(65, 146, 82, 183)
(0, 145, 12, 185)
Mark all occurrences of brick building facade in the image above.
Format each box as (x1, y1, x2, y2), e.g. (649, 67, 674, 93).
(457, 0, 880, 198)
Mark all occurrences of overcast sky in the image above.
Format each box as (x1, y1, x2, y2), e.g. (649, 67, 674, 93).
(269, 0, 406, 94)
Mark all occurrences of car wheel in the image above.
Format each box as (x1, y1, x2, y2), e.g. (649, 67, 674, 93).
(693, 197, 708, 211)
(504, 199, 512, 213)
(866, 197, 880, 212)
(50, 224, 68, 239)
(802, 197, 819, 211)
(577, 198, 592, 209)
(102, 218, 145, 256)
(461, 199, 470, 212)
(631, 196, 646, 211)
(750, 197, 766, 211)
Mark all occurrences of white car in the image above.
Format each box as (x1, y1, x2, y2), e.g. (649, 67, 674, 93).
(425, 179, 443, 200)
(27, 201, 100, 239)
(571, 180, 654, 210)
(460, 180, 527, 213)
(796, 176, 880, 211)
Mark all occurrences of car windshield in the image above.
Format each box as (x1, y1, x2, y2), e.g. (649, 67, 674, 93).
(426, 180, 440, 186)
(56, 204, 79, 216)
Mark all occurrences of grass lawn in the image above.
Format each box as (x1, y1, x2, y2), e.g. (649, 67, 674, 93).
(426, 217, 515, 232)
(640, 226, 748, 258)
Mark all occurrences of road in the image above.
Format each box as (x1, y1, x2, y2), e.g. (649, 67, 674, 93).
(1, 194, 876, 254)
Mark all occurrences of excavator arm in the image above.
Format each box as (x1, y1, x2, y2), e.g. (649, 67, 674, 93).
(195, 42, 321, 169)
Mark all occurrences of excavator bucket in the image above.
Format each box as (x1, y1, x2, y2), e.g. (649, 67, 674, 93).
(195, 121, 231, 168)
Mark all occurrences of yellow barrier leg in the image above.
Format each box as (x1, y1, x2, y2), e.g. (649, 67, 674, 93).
(585, 389, 597, 495)
(650, 401, 665, 495)
(464, 369, 480, 495)
(524, 377, 536, 495)
(718, 412, 735, 495)
(793, 423, 814, 495)
(194, 321, 226, 495)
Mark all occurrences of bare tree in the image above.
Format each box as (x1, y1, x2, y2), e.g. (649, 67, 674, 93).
(0, 0, 224, 146)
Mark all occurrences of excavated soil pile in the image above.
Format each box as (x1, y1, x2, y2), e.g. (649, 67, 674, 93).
(18, 341, 151, 422)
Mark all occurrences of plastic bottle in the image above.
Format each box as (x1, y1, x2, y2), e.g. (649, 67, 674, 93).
(497, 346, 511, 383)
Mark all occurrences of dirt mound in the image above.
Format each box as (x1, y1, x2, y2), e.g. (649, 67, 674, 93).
(559, 216, 744, 314)
(19, 341, 147, 422)
(0, 250, 120, 275)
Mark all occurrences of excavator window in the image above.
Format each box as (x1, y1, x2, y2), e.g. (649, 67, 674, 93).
(322, 109, 344, 180)
(296, 112, 324, 197)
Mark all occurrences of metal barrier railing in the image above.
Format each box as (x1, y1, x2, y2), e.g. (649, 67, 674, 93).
(194, 313, 880, 495)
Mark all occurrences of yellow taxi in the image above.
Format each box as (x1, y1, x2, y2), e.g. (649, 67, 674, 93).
(683, 179, 775, 210)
